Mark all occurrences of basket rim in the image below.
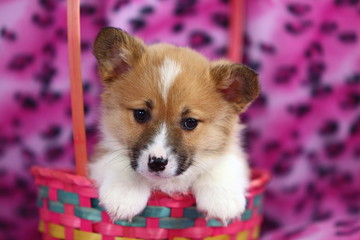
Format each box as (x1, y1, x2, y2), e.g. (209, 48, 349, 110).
(31, 166, 270, 198)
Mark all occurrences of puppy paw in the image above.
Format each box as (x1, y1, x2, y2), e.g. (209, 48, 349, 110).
(99, 185, 150, 221)
(195, 188, 246, 224)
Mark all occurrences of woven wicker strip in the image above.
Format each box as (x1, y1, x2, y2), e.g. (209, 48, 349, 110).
(32, 167, 269, 240)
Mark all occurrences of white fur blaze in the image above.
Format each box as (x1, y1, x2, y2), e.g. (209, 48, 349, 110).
(159, 58, 181, 102)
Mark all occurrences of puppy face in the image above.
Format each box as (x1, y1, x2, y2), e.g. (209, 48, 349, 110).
(93, 27, 259, 180)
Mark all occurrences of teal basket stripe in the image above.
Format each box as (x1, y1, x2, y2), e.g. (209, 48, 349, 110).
(159, 218, 195, 229)
(253, 195, 262, 206)
(115, 217, 147, 227)
(75, 206, 102, 221)
(49, 201, 64, 214)
(183, 207, 203, 218)
(241, 209, 252, 221)
(58, 190, 79, 205)
(39, 186, 49, 198)
(37, 196, 43, 207)
(206, 219, 224, 227)
(91, 198, 105, 211)
(139, 206, 171, 218)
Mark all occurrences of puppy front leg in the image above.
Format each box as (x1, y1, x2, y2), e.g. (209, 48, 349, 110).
(90, 153, 151, 221)
(192, 154, 249, 224)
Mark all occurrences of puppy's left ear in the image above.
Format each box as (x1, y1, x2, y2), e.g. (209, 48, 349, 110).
(211, 60, 260, 113)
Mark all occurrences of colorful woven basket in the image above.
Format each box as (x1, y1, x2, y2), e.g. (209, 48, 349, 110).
(32, 167, 269, 240)
(32, 0, 270, 239)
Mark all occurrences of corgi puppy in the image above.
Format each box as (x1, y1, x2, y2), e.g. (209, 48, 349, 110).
(89, 27, 260, 224)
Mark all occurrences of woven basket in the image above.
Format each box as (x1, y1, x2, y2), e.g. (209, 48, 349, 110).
(31, 0, 270, 239)
(32, 167, 269, 240)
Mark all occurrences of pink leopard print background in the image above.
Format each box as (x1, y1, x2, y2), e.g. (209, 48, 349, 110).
(0, 0, 360, 240)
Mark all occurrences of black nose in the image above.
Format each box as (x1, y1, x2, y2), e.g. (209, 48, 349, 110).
(148, 156, 168, 172)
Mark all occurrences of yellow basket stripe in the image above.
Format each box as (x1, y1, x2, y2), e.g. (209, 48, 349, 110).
(236, 230, 249, 240)
(205, 234, 230, 240)
(252, 226, 260, 239)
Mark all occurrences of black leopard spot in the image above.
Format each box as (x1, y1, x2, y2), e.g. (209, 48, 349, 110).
(140, 6, 154, 15)
(35, 63, 57, 88)
(349, 115, 360, 136)
(346, 73, 360, 85)
(174, 0, 197, 16)
(172, 23, 184, 33)
(347, 205, 360, 214)
(83, 82, 91, 93)
(80, 4, 96, 16)
(20, 96, 38, 110)
(16, 204, 38, 218)
(15, 177, 28, 190)
(320, 21, 337, 34)
(319, 120, 339, 136)
(45, 145, 64, 161)
(311, 85, 333, 98)
(334, 0, 360, 6)
(32, 13, 54, 28)
(129, 18, 146, 31)
(21, 148, 36, 163)
(113, 0, 131, 12)
(214, 46, 227, 56)
(1, 27, 17, 41)
(81, 41, 91, 52)
(248, 61, 261, 71)
(252, 93, 267, 108)
(39, 0, 57, 11)
(8, 54, 34, 71)
(325, 141, 346, 159)
(285, 20, 312, 35)
(307, 61, 326, 85)
(288, 104, 312, 118)
(259, 43, 276, 54)
(55, 28, 67, 42)
(212, 12, 228, 28)
(189, 31, 212, 48)
(40, 91, 62, 103)
(340, 92, 360, 109)
(41, 125, 61, 139)
(42, 42, 56, 58)
(312, 209, 332, 221)
(305, 41, 323, 58)
(316, 165, 336, 178)
(274, 65, 297, 84)
(287, 3, 311, 17)
(264, 140, 281, 153)
(338, 32, 358, 44)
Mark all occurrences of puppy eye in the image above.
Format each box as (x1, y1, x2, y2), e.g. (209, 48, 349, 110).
(182, 118, 198, 131)
(133, 109, 150, 123)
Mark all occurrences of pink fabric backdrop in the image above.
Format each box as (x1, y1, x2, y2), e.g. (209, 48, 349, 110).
(0, 0, 359, 239)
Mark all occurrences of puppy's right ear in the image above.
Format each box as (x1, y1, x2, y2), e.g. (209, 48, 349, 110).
(93, 27, 146, 82)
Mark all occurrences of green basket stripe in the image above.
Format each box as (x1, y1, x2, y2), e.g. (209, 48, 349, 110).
(253, 195, 262, 206)
(241, 209, 252, 221)
(38, 186, 49, 198)
(183, 207, 203, 218)
(91, 198, 105, 211)
(206, 219, 233, 227)
(75, 206, 102, 222)
(37, 196, 43, 207)
(58, 190, 79, 205)
(139, 206, 171, 218)
(115, 217, 147, 227)
(49, 201, 64, 213)
(159, 218, 194, 229)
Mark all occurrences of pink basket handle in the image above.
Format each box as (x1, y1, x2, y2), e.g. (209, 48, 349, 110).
(228, 0, 245, 62)
(67, 0, 88, 176)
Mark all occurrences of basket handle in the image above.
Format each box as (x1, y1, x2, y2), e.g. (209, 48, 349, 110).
(67, 0, 88, 176)
(228, 0, 245, 62)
